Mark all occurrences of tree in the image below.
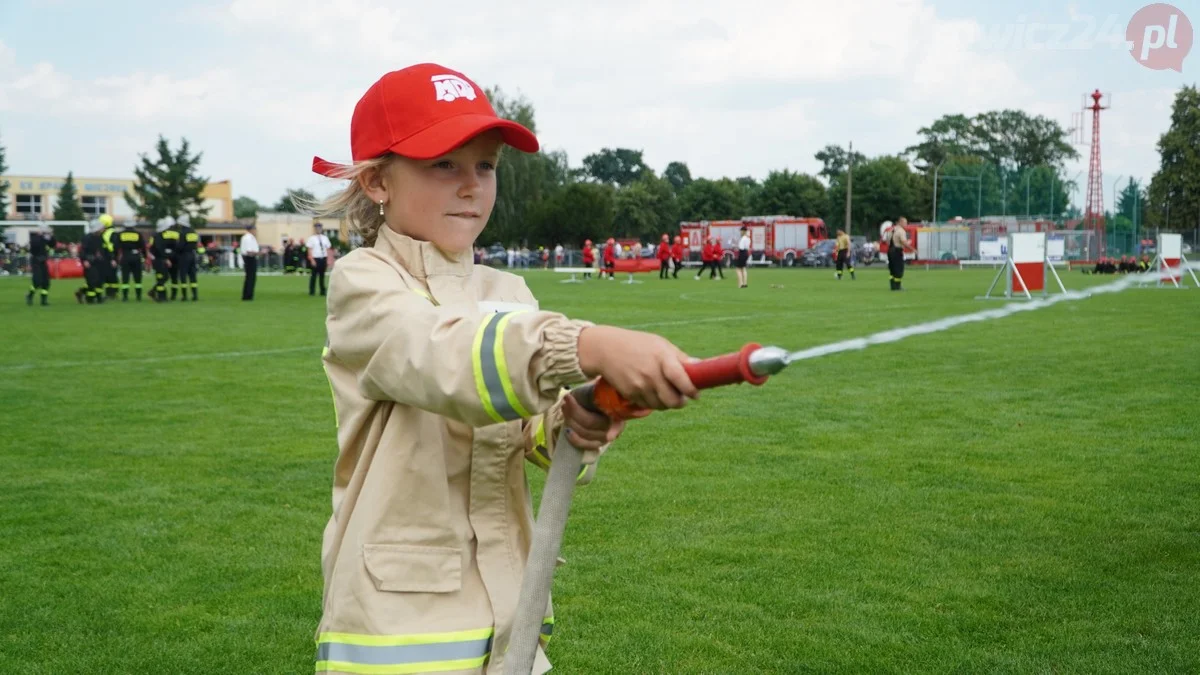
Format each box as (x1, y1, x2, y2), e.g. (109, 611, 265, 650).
(663, 161, 693, 192)
(124, 136, 211, 224)
(677, 178, 749, 221)
(273, 189, 316, 213)
(527, 182, 615, 244)
(234, 196, 261, 219)
(613, 174, 678, 239)
(814, 144, 866, 183)
(1146, 85, 1200, 230)
(827, 155, 927, 234)
(1115, 178, 1147, 228)
(734, 176, 761, 213)
(581, 148, 652, 187)
(752, 170, 826, 216)
(483, 87, 571, 245)
(906, 111, 1077, 174)
(53, 172, 85, 221)
(0, 132, 7, 215)
(974, 110, 1078, 172)
(905, 114, 981, 172)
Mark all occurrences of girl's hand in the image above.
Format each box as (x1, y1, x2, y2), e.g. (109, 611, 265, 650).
(560, 393, 624, 451)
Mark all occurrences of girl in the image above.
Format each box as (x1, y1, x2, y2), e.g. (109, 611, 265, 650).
(307, 63, 698, 675)
(735, 225, 751, 288)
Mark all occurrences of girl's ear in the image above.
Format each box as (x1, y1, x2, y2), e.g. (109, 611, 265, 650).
(358, 164, 389, 204)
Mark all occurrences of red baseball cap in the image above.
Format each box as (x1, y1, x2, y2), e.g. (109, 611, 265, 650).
(312, 63, 539, 177)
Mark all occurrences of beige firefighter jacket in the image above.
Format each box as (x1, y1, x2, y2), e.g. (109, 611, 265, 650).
(316, 224, 595, 674)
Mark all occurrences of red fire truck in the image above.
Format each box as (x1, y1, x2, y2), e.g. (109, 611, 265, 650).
(680, 216, 828, 266)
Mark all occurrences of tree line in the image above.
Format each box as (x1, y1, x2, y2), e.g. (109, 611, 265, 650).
(3, 85, 1194, 247)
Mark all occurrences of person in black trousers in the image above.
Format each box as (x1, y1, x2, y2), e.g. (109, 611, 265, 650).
(26, 227, 55, 306)
(115, 223, 146, 301)
(176, 214, 202, 301)
(75, 222, 107, 304)
(886, 217, 913, 291)
(306, 222, 334, 297)
(240, 224, 260, 300)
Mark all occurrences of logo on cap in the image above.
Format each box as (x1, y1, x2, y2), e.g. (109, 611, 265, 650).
(431, 74, 477, 102)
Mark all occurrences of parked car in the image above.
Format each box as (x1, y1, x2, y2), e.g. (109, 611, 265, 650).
(800, 239, 838, 267)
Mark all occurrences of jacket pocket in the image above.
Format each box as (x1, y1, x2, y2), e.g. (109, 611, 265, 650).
(362, 544, 462, 593)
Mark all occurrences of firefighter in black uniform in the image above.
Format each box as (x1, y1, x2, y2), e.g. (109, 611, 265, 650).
(176, 214, 202, 301)
(26, 227, 56, 306)
(886, 217, 914, 291)
(295, 240, 308, 276)
(115, 222, 147, 301)
(75, 221, 107, 304)
(99, 214, 120, 299)
(283, 238, 297, 274)
(164, 216, 184, 300)
(149, 217, 179, 303)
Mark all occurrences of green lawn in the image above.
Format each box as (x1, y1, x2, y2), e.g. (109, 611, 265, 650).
(1, 265, 1197, 674)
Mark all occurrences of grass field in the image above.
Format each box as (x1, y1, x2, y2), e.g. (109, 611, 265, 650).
(2, 265, 1198, 674)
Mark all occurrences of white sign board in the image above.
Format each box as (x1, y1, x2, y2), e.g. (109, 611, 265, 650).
(979, 238, 1005, 261)
(1047, 237, 1065, 262)
(1159, 233, 1182, 259)
(1009, 232, 1046, 264)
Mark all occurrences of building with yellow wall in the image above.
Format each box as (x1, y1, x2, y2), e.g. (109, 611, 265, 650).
(0, 174, 235, 224)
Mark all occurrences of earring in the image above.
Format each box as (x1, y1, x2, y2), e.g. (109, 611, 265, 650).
(378, 200, 385, 216)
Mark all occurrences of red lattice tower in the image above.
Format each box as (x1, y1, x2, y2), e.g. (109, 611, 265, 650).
(1082, 89, 1110, 258)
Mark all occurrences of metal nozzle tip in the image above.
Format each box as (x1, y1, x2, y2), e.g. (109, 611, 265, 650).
(748, 346, 790, 377)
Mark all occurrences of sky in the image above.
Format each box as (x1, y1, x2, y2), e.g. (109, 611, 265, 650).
(1, 0, 1196, 212)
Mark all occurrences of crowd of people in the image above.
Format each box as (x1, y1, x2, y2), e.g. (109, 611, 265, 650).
(16, 217, 338, 306)
(1089, 255, 1153, 275)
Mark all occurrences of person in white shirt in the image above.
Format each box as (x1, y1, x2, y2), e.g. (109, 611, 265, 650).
(735, 225, 752, 288)
(306, 222, 336, 297)
(240, 224, 260, 300)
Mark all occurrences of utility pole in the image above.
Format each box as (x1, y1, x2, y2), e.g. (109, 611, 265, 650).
(844, 141, 854, 236)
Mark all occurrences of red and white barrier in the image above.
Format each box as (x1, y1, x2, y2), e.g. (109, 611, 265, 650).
(1151, 233, 1198, 288)
(978, 232, 1067, 300)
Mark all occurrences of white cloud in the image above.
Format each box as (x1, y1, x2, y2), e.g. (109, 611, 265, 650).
(0, 2, 1186, 204)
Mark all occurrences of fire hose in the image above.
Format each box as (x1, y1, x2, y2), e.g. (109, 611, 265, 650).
(505, 343, 787, 674)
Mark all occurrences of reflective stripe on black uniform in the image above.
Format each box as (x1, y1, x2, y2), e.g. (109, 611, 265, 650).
(177, 225, 202, 301)
(116, 227, 146, 301)
(79, 232, 107, 303)
(100, 226, 120, 298)
(27, 232, 55, 305)
(164, 226, 183, 299)
(150, 229, 180, 302)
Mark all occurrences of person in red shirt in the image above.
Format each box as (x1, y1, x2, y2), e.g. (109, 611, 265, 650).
(694, 236, 712, 280)
(603, 237, 617, 280)
(709, 236, 725, 280)
(670, 235, 685, 279)
(656, 234, 671, 279)
(581, 239, 595, 279)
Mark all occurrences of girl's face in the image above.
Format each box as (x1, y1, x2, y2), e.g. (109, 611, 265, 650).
(366, 130, 504, 254)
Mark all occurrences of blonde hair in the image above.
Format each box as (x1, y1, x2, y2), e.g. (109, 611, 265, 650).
(296, 154, 396, 247)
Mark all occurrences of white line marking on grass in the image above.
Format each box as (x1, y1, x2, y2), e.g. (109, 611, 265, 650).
(0, 346, 316, 372)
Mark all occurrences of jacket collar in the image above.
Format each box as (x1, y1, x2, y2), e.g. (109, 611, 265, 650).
(375, 225, 474, 279)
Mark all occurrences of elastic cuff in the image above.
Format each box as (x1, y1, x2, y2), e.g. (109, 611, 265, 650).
(541, 319, 593, 388)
